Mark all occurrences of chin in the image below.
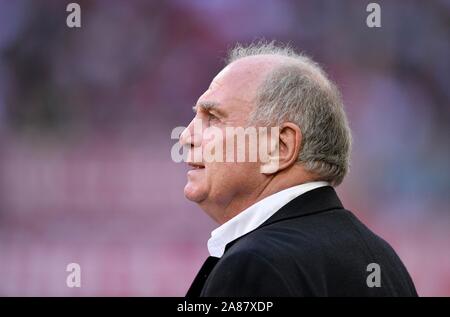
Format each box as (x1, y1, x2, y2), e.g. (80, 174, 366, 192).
(184, 182, 208, 203)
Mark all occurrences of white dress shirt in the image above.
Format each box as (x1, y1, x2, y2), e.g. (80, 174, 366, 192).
(207, 181, 330, 258)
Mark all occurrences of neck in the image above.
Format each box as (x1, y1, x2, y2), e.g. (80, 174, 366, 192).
(213, 167, 317, 224)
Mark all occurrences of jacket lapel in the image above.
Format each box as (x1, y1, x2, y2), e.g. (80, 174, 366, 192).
(186, 256, 220, 297)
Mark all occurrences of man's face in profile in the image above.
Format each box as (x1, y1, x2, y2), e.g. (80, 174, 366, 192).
(180, 58, 275, 223)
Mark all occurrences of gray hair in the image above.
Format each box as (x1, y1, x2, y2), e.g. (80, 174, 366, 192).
(227, 41, 352, 186)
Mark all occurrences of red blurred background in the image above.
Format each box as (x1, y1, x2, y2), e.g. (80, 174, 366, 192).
(0, 0, 449, 296)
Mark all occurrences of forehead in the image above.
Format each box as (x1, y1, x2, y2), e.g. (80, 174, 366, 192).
(197, 56, 280, 114)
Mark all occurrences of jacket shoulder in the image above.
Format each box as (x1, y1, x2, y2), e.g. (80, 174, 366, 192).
(213, 208, 417, 296)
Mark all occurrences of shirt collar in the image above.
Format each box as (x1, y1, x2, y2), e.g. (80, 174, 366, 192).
(207, 181, 330, 258)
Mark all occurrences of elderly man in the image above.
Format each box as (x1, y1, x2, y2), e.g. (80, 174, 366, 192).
(180, 42, 417, 297)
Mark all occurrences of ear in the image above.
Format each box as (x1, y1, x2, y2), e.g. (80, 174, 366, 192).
(260, 122, 302, 174)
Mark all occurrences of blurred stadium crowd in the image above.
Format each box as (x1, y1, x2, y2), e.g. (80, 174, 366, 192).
(0, 0, 449, 296)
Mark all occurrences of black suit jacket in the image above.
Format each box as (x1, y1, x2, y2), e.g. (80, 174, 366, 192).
(187, 186, 417, 297)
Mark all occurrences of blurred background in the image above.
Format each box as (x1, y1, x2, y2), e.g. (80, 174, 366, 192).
(0, 0, 449, 296)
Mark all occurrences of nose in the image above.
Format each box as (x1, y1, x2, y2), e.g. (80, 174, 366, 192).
(180, 118, 202, 148)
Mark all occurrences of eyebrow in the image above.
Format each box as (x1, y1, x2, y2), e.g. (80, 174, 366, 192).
(192, 101, 226, 117)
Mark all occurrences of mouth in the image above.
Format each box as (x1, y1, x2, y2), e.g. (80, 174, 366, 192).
(187, 162, 205, 170)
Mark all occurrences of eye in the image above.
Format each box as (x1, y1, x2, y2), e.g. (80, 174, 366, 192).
(208, 112, 219, 123)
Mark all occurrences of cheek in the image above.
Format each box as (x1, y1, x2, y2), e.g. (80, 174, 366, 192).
(202, 128, 226, 162)
(234, 163, 262, 185)
(207, 162, 261, 192)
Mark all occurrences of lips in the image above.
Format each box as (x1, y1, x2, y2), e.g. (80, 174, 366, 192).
(187, 162, 205, 170)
